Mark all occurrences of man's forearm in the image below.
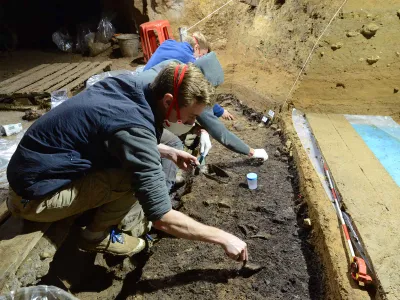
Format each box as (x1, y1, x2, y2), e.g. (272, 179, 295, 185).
(153, 209, 229, 245)
(157, 143, 175, 160)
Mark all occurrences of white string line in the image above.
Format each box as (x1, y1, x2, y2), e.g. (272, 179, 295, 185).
(187, 0, 235, 32)
(282, 0, 349, 109)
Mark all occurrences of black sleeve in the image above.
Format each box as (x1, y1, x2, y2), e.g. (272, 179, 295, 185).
(105, 127, 171, 221)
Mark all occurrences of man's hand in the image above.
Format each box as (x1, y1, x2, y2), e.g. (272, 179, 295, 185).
(249, 148, 268, 161)
(221, 109, 235, 120)
(173, 150, 199, 171)
(200, 130, 212, 157)
(220, 232, 248, 261)
(158, 144, 199, 171)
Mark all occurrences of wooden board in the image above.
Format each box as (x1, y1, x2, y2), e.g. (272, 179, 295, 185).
(0, 64, 50, 89)
(307, 113, 400, 300)
(17, 63, 81, 94)
(0, 61, 112, 98)
(45, 62, 99, 93)
(0, 217, 50, 291)
(63, 61, 112, 92)
(0, 63, 68, 96)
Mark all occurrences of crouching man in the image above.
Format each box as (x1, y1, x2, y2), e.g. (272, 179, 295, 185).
(6, 62, 248, 262)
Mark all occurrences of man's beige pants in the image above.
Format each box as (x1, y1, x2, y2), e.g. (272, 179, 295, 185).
(7, 169, 150, 237)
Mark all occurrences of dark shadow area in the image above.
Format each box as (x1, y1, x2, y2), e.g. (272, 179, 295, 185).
(38, 225, 114, 293)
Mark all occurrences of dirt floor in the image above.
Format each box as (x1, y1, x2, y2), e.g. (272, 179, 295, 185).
(31, 95, 325, 300)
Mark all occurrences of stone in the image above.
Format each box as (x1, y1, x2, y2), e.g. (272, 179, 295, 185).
(39, 252, 52, 260)
(281, 156, 289, 162)
(346, 31, 359, 37)
(270, 124, 278, 131)
(285, 140, 292, 150)
(303, 218, 312, 228)
(238, 224, 250, 236)
(394, 88, 399, 94)
(319, 51, 324, 57)
(233, 122, 244, 131)
(396, 51, 400, 57)
(274, 150, 281, 157)
(218, 201, 231, 209)
(250, 232, 272, 240)
(331, 42, 343, 50)
(203, 200, 211, 207)
(289, 150, 293, 157)
(397, 9, 400, 18)
(273, 129, 282, 136)
(361, 23, 379, 39)
(366, 56, 380, 65)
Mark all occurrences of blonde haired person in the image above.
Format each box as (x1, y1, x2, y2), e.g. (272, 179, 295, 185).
(7, 62, 248, 262)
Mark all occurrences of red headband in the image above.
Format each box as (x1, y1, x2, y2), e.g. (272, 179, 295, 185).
(192, 35, 199, 47)
(166, 64, 188, 121)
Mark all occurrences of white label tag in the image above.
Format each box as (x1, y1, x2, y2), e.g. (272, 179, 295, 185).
(268, 110, 275, 118)
(261, 116, 268, 123)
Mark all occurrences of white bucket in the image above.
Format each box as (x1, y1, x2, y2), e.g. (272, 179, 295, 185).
(247, 173, 258, 190)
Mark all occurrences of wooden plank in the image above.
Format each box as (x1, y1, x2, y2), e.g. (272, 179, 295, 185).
(45, 62, 99, 93)
(307, 113, 400, 300)
(62, 61, 112, 92)
(0, 63, 69, 96)
(17, 63, 81, 95)
(0, 217, 50, 291)
(0, 64, 50, 89)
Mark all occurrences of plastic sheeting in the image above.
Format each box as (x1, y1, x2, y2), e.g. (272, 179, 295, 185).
(0, 285, 78, 300)
(291, 108, 334, 202)
(345, 115, 400, 186)
(0, 130, 25, 189)
(85, 66, 145, 88)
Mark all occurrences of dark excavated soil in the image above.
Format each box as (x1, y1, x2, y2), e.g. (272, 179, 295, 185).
(39, 94, 324, 300)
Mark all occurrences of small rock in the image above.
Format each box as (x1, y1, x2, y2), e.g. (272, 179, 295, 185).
(273, 128, 282, 136)
(397, 9, 400, 18)
(233, 122, 244, 131)
(258, 122, 265, 128)
(285, 140, 292, 150)
(274, 150, 281, 157)
(250, 112, 258, 119)
(218, 201, 231, 209)
(270, 124, 278, 131)
(22, 109, 42, 121)
(39, 252, 52, 260)
(303, 218, 312, 228)
(336, 82, 346, 88)
(319, 51, 324, 57)
(203, 200, 211, 207)
(396, 51, 400, 57)
(272, 218, 286, 224)
(248, 224, 258, 231)
(289, 150, 293, 157)
(250, 232, 271, 240)
(346, 31, 359, 37)
(281, 156, 289, 163)
(331, 42, 343, 50)
(394, 88, 399, 94)
(366, 55, 380, 65)
(361, 23, 379, 38)
(238, 224, 250, 236)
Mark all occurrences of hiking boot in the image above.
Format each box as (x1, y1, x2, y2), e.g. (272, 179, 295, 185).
(79, 228, 145, 256)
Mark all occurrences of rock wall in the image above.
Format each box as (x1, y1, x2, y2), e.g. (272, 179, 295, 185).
(135, 0, 399, 120)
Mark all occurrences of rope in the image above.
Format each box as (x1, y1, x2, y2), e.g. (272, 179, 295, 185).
(186, 0, 235, 32)
(281, 0, 349, 111)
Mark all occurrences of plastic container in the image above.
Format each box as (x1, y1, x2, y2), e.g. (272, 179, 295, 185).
(50, 89, 69, 109)
(0, 123, 22, 136)
(247, 173, 258, 190)
(117, 34, 139, 57)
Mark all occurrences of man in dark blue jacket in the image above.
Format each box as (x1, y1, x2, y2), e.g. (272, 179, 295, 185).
(7, 63, 248, 261)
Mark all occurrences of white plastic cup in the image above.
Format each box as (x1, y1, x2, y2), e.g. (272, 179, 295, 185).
(247, 173, 258, 190)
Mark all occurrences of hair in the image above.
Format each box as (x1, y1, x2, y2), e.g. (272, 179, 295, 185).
(183, 31, 210, 52)
(150, 62, 215, 107)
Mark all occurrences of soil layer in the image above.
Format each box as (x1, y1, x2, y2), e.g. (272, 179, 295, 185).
(37, 95, 324, 300)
